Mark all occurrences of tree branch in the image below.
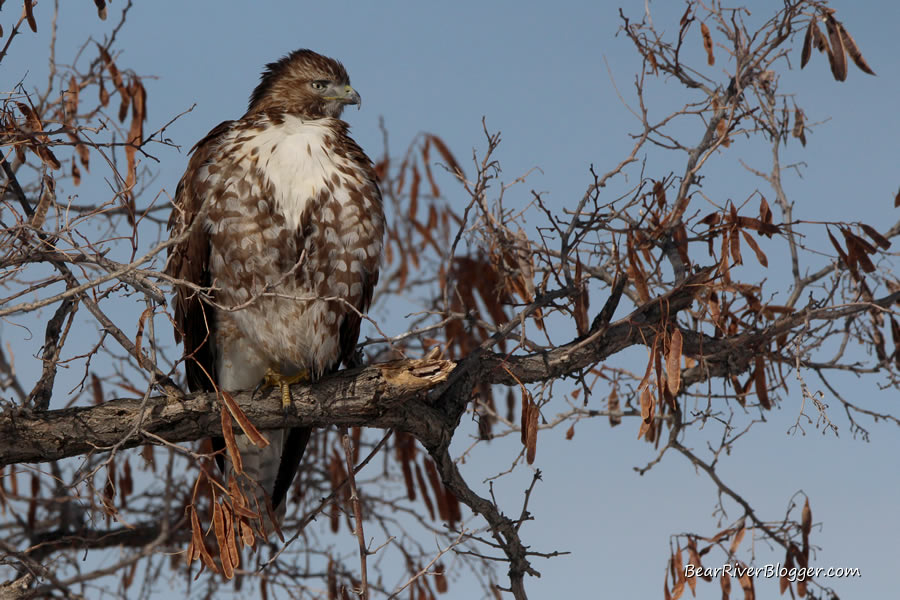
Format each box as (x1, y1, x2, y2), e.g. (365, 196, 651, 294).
(0, 358, 455, 467)
(0, 270, 716, 469)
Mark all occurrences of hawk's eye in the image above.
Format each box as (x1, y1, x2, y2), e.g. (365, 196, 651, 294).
(311, 80, 328, 91)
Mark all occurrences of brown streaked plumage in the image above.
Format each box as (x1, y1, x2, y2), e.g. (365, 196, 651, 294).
(167, 50, 383, 521)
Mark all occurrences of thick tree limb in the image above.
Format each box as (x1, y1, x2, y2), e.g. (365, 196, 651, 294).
(0, 358, 456, 467)
(0, 270, 714, 468)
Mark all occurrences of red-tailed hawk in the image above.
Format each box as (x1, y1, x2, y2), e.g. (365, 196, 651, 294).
(167, 49, 383, 521)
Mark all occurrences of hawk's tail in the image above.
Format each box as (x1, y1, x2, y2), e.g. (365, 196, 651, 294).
(229, 426, 311, 532)
(271, 426, 311, 509)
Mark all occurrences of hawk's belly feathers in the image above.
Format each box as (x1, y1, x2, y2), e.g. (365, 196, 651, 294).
(201, 116, 382, 383)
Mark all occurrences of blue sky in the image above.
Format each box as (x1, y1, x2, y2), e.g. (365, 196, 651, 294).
(4, 1, 899, 598)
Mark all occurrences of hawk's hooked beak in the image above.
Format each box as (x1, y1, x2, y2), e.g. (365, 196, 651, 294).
(325, 83, 362, 110)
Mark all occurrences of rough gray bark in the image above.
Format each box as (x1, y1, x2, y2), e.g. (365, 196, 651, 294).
(0, 269, 710, 468)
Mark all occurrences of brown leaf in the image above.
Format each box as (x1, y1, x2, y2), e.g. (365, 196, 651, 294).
(212, 501, 234, 579)
(421, 138, 441, 198)
(729, 519, 746, 555)
(826, 228, 850, 269)
(134, 306, 152, 358)
(414, 463, 435, 520)
(187, 507, 203, 566)
(71, 157, 81, 186)
(409, 163, 420, 220)
(801, 20, 815, 68)
(373, 157, 388, 182)
(94, 0, 108, 20)
(395, 156, 409, 198)
(427, 134, 463, 178)
(446, 485, 461, 526)
(721, 571, 731, 599)
(780, 549, 794, 595)
(653, 179, 666, 209)
(729, 229, 743, 265)
(842, 227, 876, 255)
(327, 558, 337, 600)
(411, 214, 442, 255)
(716, 118, 729, 144)
(36, 146, 62, 170)
(119, 96, 131, 129)
(645, 49, 658, 74)
(16, 102, 62, 169)
(31, 175, 54, 229)
(400, 447, 415, 501)
(654, 341, 665, 417)
(739, 568, 754, 600)
(102, 464, 116, 521)
(350, 426, 361, 464)
(91, 373, 104, 405)
(329, 496, 340, 533)
(565, 424, 575, 440)
(707, 290, 721, 324)
(679, 5, 691, 28)
(801, 497, 812, 541)
(701, 22, 714, 65)
(27, 473, 39, 529)
(672, 223, 690, 267)
(65, 76, 80, 119)
(75, 139, 90, 170)
(891, 317, 900, 368)
(824, 15, 847, 81)
(99, 79, 110, 107)
(792, 107, 806, 146)
(122, 561, 137, 590)
(628, 233, 650, 302)
(23, 0, 37, 32)
(424, 458, 449, 522)
(221, 406, 242, 475)
(837, 22, 875, 75)
(519, 389, 529, 445)
(700, 211, 721, 226)
(758, 196, 772, 228)
(229, 477, 258, 522)
(98, 45, 126, 96)
(895, 187, 900, 208)
(754, 356, 770, 409)
(525, 398, 539, 465)
(120, 459, 133, 507)
(668, 578, 679, 600)
(860, 223, 890, 250)
(842, 229, 876, 273)
(667, 329, 682, 395)
(638, 386, 653, 440)
(574, 258, 589, 336)
(672, 548, 685, 600)
(125, 87, 143, 199)
(811, 19, 828, 53)
(608, 388, 621, 427)
(139, 444, 156, 473)
(130, 79, 146, 123)
(434, 562, 448, 594)
(740, 231, 768, 267)
(220, 391, 269, 448)
(222, 502, 239, 572)
(687, 538, 708, 581)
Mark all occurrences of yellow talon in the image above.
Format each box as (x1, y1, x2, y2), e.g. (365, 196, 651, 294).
(263, 368, 310, 413)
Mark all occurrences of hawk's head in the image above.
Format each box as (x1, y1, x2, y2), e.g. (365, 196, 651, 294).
(246, 49, 361, 118)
